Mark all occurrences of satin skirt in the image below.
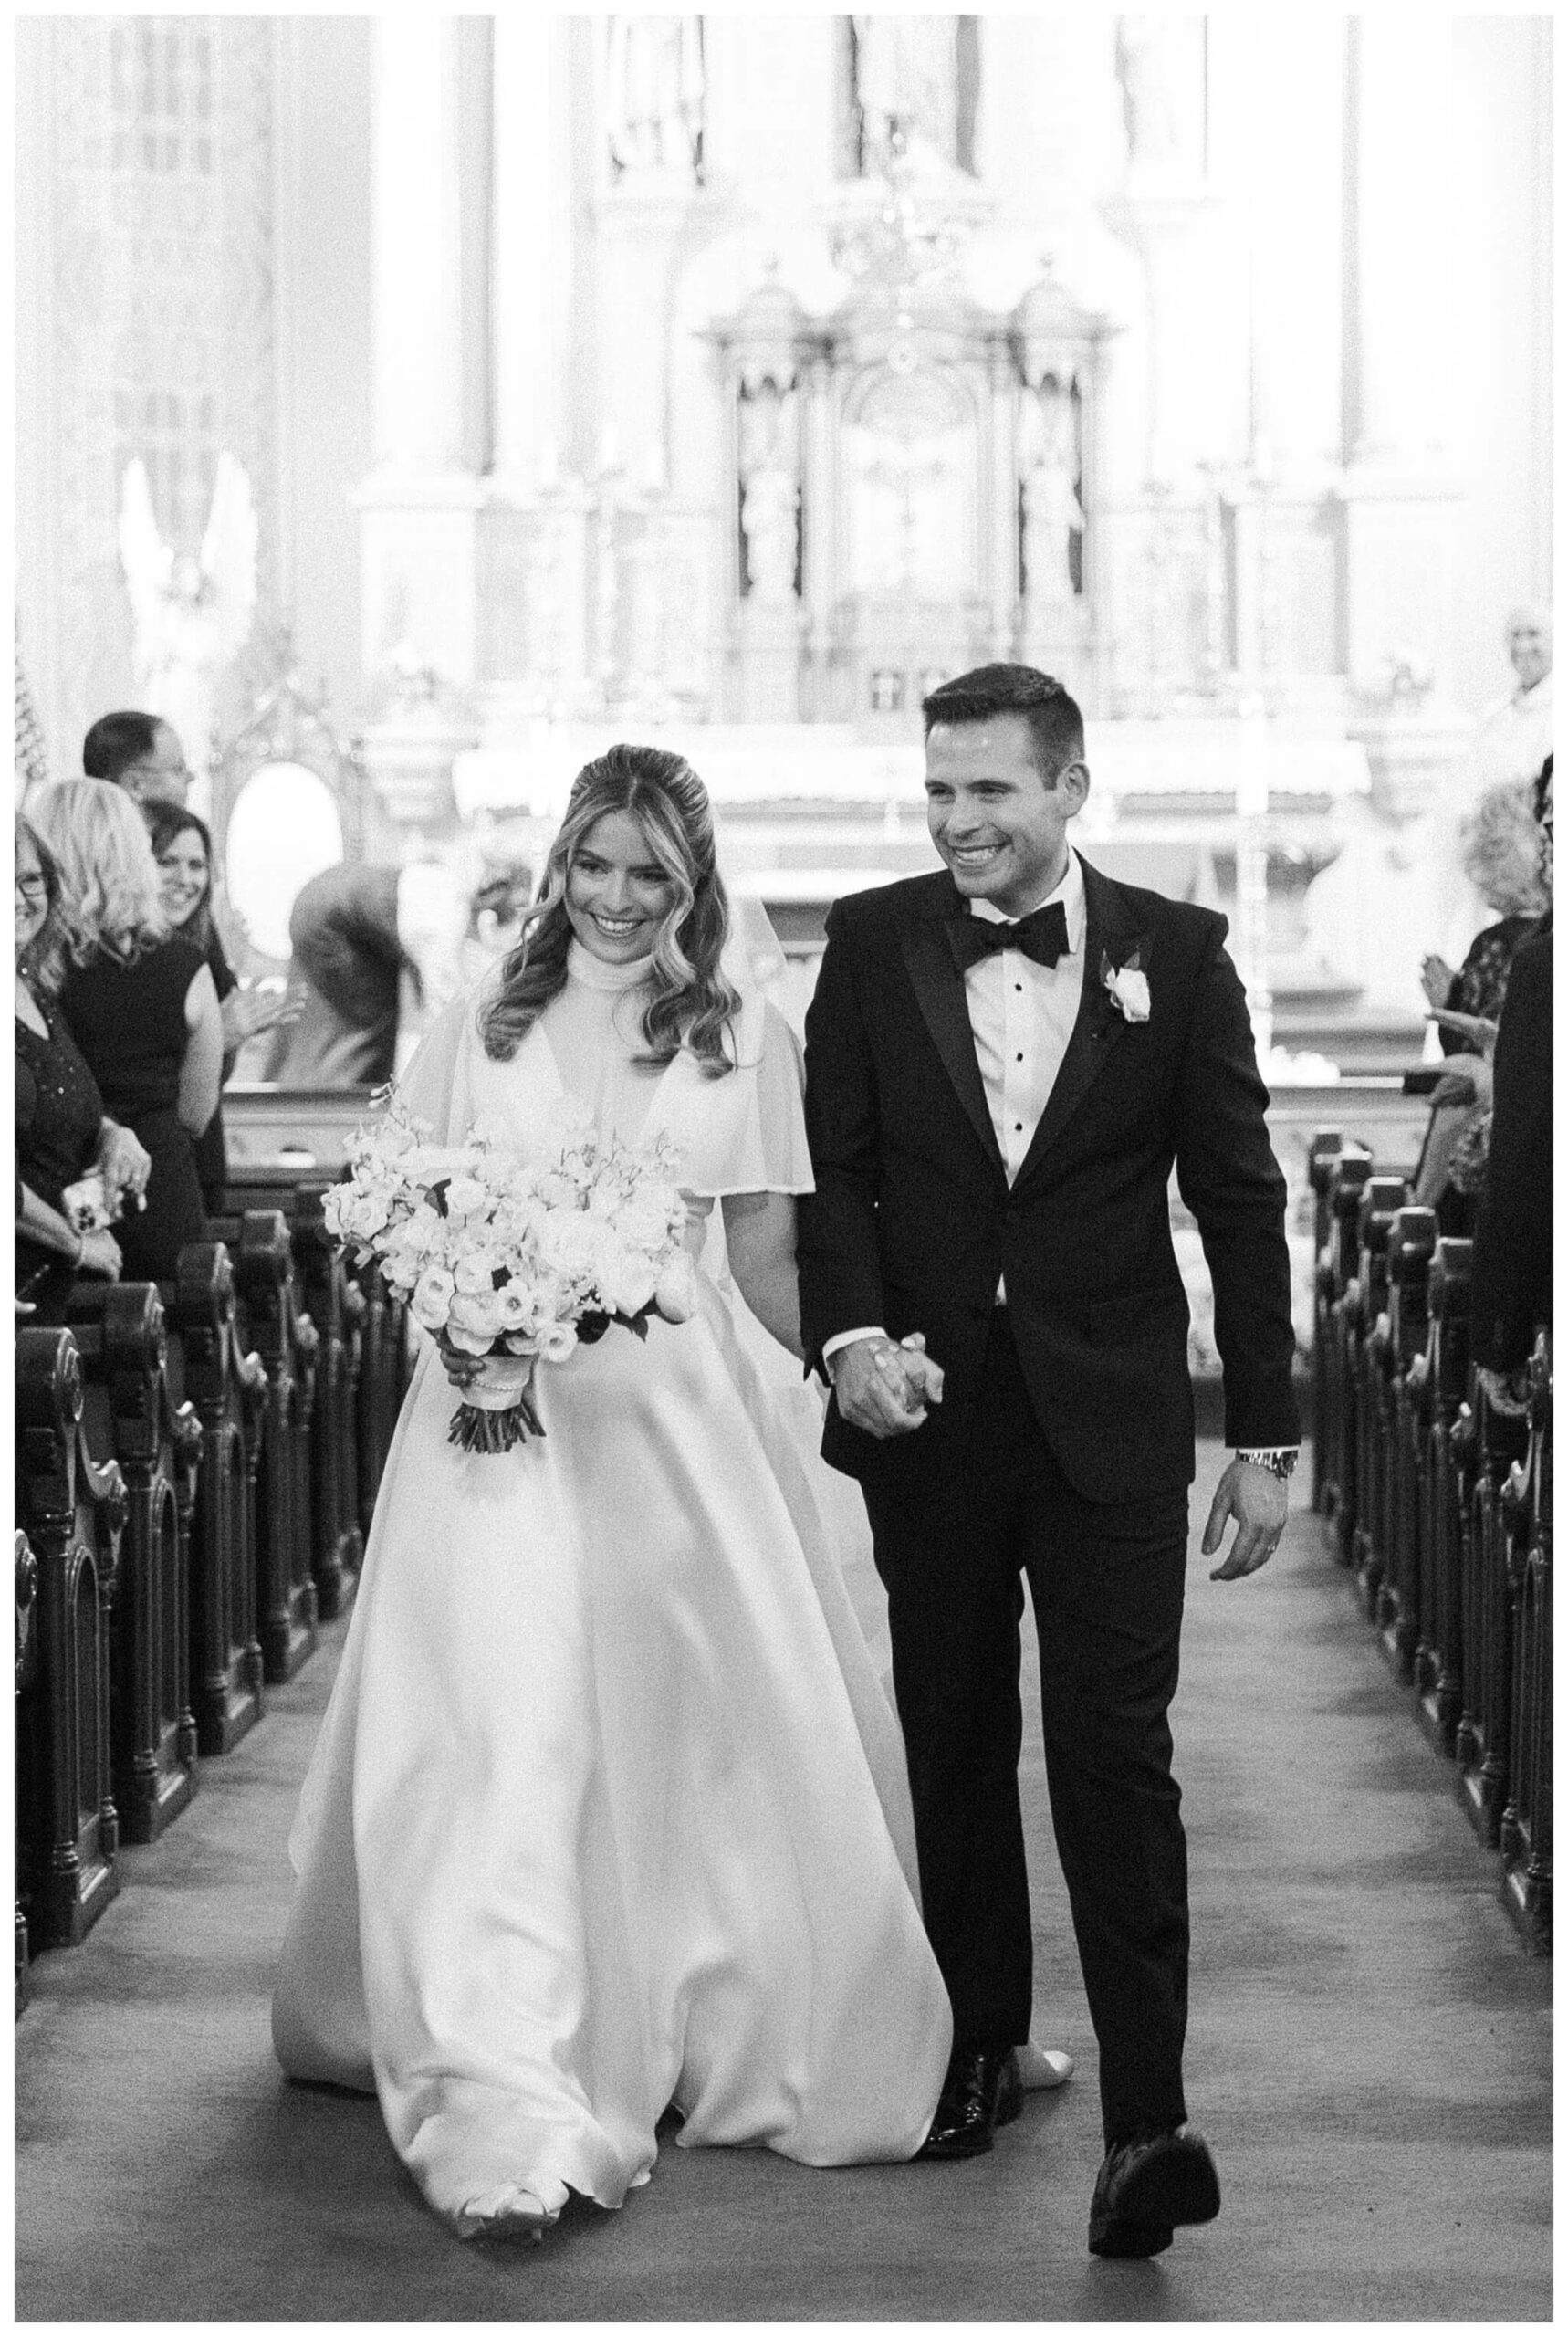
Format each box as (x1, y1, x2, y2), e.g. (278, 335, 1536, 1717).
(270, 1275, 952, 2226)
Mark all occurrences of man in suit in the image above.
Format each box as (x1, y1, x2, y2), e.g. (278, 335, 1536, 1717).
(797, 664, 1299, 2258)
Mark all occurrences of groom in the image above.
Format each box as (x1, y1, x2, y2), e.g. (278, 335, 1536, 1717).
(797, 664, 1298, 2259)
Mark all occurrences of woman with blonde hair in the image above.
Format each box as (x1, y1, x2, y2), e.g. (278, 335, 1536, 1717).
(273, 743, 955, 2240)
(28, 778, 222, 1279)
(14, 809, 151, 1317)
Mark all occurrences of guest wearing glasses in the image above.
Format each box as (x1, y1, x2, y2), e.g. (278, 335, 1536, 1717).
(82, 708, 195, 807)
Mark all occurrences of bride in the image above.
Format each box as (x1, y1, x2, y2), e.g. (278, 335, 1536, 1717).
(270, 745, 956, 2239)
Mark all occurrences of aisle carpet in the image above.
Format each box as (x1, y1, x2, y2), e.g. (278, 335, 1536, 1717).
(15, 1442, 1552, 2323)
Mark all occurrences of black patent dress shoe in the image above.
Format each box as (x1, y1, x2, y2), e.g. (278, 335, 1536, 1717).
(916, 2047, 1023, 2161)
(1088, 2124, 1220, 2258)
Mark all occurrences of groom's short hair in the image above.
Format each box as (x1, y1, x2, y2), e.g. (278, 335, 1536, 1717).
(922, 665, 1085, 786)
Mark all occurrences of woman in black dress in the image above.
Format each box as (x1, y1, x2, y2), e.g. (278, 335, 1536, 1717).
(14, 812, 150, 1319)
(141, 801, 299, 1210)
(28, 781, 222, 1282)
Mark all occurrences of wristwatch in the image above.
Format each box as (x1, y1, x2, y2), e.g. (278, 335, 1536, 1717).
(1236, 1447, 1298, 1482)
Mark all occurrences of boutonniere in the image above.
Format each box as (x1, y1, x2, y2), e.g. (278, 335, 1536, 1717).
(1101, 946, 1151, 1024)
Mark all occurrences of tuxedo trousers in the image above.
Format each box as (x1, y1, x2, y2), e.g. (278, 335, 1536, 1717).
(862, 1307, 1190, 2147)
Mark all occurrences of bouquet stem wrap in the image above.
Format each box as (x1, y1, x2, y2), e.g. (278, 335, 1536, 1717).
(437, 1343, 546, 1454)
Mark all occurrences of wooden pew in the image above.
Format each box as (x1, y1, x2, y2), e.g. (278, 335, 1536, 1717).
(1455, 1364, 1531, 1850)
(15, 1329, 125, 1950)
(64, 1283, 203, 1842)
(1318, 1145, 1364, 1542)
(1375, 1205, 1437, 1681)
(16, 1531, 38, 2012)
(1500, 1331, 1552, 1954)
(206, 1210, 320, 1687)
(1347, 1174, 1408, 1619)
(1322, 1147, 1374, 1556)
(1307, 1129, 1345, 1518)
(169, 1243, 267, 1754)
(1416, 1240, 1472, 1757)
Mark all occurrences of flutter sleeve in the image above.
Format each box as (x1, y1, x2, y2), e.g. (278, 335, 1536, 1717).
(677, 997, 815, 1199)
(390, 988, 488, 1144)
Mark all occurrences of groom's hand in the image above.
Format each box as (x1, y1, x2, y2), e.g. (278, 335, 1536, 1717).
(1203, 1459, 1287, 1580)
(830, 1334, 944, 1439)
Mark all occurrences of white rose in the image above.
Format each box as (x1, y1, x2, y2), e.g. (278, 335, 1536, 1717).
(614, 1192, 680, 1252)
(537, 1210, 609, 1282)
(495, 1284, 535, 1330)
(448, 1289, 505, 1339)
(454, 1250, 503, 1295)
(599, 1243, 658, 1320)
(538, 1320, 580, 1364)
(1104, 964, 1151, 1023)
(410, 1265, 457, 1330)
(443, 1321, 493, 1356)
(653, 1251, 696, 1324)
(442, 1174, 490, 1222)
(346, 1191, 392, 1242)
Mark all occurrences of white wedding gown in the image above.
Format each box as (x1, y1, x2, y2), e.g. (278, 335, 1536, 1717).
(271, 947, 953, 2230)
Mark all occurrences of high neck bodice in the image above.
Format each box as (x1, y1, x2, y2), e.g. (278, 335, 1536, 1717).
(565, 940, 654, 994)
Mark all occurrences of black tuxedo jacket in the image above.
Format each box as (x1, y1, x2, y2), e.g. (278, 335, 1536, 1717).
(797, 856, 1300, 1505)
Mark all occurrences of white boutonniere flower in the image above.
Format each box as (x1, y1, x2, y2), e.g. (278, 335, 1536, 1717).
(1103, 952, 1151, 1023)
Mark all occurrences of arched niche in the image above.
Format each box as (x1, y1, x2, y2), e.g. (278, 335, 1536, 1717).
(208, 664, 372, 975)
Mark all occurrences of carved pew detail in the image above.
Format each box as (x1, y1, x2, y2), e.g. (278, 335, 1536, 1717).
(291, 1187, 364, 1620)
(1377, 1206, 1437, 1681)
(15, 1329, 125, 1950)
(1500, 1332, 1552, 1954)
(1307, 1129, 1344, 1519)
(353, 1255, 411, 1529)
(16, 1532, 38, 2013)
(65, 1283, 203, 1843)
(1456, 1368, 1529, 1849)
(172, 1243, 267, 1755)
(1348, 1174, 1407, 1619)
(225, 1210, 320, 1685)
(1416, 1240, 1471, 1756)
(1322, 1146, 1374, 1550)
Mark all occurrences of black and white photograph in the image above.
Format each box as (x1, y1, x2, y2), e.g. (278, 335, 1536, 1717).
(12, 9, 1552, 2323)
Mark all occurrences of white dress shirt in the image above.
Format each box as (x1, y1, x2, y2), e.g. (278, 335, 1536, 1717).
(824, 849, 1086, 1362)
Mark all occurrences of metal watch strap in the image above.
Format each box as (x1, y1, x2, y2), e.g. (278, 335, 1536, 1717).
(1236, 1448, 1298, 1481)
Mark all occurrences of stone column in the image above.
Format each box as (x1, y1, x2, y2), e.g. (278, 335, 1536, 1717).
(354, 16, 486, 830)
(1338, 15, 1463, 721)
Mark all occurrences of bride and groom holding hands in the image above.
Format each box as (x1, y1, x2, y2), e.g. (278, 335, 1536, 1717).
(272, 662, 1299, 2265)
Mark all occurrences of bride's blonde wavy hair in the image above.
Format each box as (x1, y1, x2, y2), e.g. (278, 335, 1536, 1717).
(479, 745, 741, 1076)
(26, 779, 170, 966)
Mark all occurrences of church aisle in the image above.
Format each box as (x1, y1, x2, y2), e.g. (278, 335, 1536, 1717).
(15, 1441, 1551, 2324)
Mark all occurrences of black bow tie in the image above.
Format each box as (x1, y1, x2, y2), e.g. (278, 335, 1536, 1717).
(946, 900, 1071, 974)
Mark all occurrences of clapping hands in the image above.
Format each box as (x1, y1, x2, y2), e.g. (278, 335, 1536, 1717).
(221, 979, 304, 1051)
(830, 1333, 945, 1439)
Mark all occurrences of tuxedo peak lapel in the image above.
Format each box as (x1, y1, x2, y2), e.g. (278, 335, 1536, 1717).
(1013, 856, 1145, 1189)
(901, 907, 1005, 1175)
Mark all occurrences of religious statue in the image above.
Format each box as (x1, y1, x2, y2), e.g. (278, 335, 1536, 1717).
(1114, 15, 1207, 185)
(605, 16, 705, 183)
(1019, 385, 1085, 608)
(738, 381, 800, 606)
(119, 451, 258, 779)
(851, 14, 961, 173)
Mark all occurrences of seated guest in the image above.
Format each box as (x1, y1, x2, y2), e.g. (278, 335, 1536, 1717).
(82, 709, 194, 807)
(1415, 772, 1552, 1229)
(141, 801, 297, 1210)
(13, 811, 150, 1320)
(1469, 757, 1552, 1414)
(27, 780, 221, 1282)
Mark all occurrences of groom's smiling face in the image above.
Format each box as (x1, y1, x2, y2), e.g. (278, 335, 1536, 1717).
(925, 713, 1088, 919)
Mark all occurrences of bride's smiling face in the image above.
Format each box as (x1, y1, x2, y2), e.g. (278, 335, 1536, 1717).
(565, 810, 679, 965)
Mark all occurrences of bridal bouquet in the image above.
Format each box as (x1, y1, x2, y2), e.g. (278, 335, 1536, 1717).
(323, 1095, 695, 1454)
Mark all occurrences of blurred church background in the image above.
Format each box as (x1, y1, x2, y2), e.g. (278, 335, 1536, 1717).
(13, 13, 1553, 1068)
